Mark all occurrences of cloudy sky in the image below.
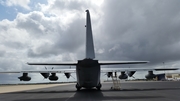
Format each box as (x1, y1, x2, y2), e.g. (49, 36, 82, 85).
(0, 0, 180, 84)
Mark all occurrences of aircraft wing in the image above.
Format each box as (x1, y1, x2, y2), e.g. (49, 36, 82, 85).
(99, 61, 149, 65)
(27, 61, 148, 65)
(27, 62, 77, 65)
(0, 69, 76, 73)
(101, 68, 179, 73)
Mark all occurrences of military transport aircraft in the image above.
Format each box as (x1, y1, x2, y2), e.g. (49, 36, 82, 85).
(0, 10, 178, 90)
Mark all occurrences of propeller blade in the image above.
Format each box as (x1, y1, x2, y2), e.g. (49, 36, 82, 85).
(70, 75, 75, 79)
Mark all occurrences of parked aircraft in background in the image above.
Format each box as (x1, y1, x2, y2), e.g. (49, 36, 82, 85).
(0, 10, 178, 90)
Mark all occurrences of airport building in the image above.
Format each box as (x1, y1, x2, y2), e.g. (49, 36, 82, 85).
(165, 73, 180, 80)
(153, 73, 180, 81)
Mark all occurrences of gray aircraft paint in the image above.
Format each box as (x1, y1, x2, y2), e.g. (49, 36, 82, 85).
(2, 10, 178, 90)
(76, 10, 100, 89)
(76, 59, 100, 88)
(85, 10, 95, 59)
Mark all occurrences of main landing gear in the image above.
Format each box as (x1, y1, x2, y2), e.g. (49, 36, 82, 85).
(76, 83, 81, 91)
(96, 83, 102, 90)
(76, 83, 102, 91)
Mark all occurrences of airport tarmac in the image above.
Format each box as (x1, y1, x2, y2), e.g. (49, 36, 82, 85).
(0, 81, 180, 101)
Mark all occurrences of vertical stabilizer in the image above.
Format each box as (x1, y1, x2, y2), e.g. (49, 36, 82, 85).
(85, 10, 95, 59)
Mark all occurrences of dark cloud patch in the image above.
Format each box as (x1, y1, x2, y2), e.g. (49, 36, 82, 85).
(0, 58, 30, 70)
(4, 41, 25, 49)
(54, 18, 85, 53)
(95, 0, 180, 66)
(16, 12, 46, 36)
(27, 48, 54, 58)
(27, 15, 85, 58)
(50, 0, 95, 11)
(0, 74, 20, 84)
(0, 50, 6, 57)
(1, 0, 180, 84)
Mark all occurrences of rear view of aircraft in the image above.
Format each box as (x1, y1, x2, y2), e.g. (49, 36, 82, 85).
(0, 10, 178, 90)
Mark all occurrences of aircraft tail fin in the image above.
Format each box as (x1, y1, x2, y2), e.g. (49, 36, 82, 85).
(85, 10, 95, 59)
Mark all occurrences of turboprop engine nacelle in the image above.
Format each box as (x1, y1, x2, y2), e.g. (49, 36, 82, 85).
(49, 73, 58, 81)
(145, 71, 156, 79)
(64, 73, 71, 79)
(119, 72, 128, 79)
(18, 73, 31, 81)
(107, 72, 113, 78)
(40, 73, 50, 79)
(127, 71, 136, 77)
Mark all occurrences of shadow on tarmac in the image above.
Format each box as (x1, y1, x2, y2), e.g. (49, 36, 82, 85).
(2, 82, 180, 101)
(13, 89, 164, 101)
(5, 87, 180, 94)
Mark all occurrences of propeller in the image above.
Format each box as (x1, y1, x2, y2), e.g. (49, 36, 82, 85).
(44, 67, 54, 70)
(70, 75, 75, 79)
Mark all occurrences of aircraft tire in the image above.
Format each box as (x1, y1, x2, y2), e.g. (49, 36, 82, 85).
(96, 83, 102, 90)
(76, 83, 81, 91)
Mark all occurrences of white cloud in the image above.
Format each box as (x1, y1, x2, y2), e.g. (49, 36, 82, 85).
(1, 0, 180, 83)
(4, 0, 30, 10)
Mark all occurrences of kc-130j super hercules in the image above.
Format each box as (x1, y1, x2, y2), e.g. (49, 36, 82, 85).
(0, 10, 178, 90)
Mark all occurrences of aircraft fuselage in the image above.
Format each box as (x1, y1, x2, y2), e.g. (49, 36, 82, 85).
(76, 59, 100, 89)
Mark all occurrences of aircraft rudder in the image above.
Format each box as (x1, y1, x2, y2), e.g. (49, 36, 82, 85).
(85, 10, 95, 59)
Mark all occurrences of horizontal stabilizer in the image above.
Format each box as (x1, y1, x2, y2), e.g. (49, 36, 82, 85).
(101, 68, 179, 73)
(27, 62, 77, 66)
(0, 69, 76, 73)
(99, 61, 149, 65)
(154, 68, 179, 71)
